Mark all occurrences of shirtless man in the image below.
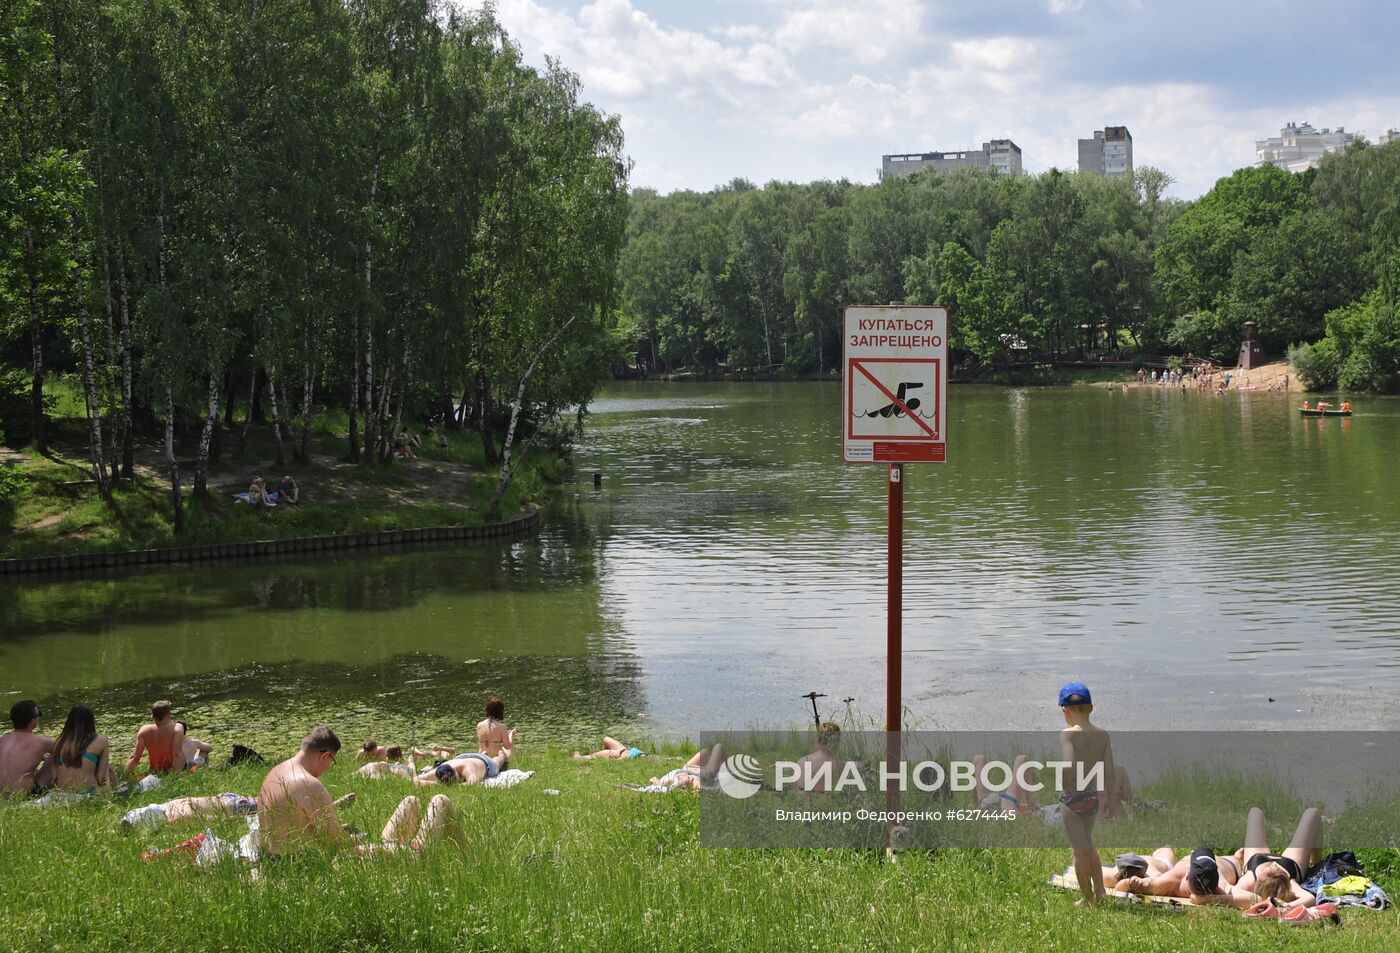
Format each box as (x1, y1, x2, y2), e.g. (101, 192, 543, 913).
(259, 726, 460, 857)
(126, 700, 186, 774)
(413, 736, 513, 786)
(257, 725, 352, 855)
(0, 700, 54, 795)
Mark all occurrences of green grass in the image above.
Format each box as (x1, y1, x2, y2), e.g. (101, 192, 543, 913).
(1, 750, 1395, 952)
(0, 421, 557, 559)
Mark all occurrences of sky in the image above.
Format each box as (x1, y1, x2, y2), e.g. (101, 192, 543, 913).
(458, 0, 1400, 199)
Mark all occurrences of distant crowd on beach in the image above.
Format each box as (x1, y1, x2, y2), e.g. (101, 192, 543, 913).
(1129, 361, 1289, 396)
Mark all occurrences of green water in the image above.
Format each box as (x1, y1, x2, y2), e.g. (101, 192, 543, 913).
(3, 383, 1399, 758)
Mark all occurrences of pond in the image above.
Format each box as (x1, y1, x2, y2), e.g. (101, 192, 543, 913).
(3, 382, 1398, 757)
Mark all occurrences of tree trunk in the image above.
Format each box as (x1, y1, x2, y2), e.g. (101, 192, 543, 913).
(359, 159, 379, 464)
(388, 341, 409, 449)
(71, 233, 110, 497)
(488, 316, 576, 520)
(299, 359, 314, 462)
(476, 368, 497, 465)
(455, 382, 471, 429)
(25, 229, 46, 453)
(239, 364, 257, 457)
(114, 265, 135, 477)
(195, 371, 220, 497)
(223, 369, 237, 426)
(267, 370, 285, 467)
(165, 381, 184, 534)
(349, 308, 361, 461)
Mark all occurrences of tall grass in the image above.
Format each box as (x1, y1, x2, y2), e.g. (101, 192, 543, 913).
(2, 750, 1395, 952)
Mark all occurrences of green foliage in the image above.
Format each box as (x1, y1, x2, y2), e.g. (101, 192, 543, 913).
(1287, 339, 1340, 390)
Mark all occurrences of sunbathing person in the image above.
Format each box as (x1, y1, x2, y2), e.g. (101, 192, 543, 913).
(175, 721, 213, 768)
(1115, 846, 1256, 906)
(257, 726, 354, 856)
(477, 697, 511, 756)
(574, 737, 644, 760)
(372, 793, 465, 853)
(413, 740, 513, 786)
(52, 704, 115, 793)
(1233, 806, 1322, 910)
(642, 745, 727, 792)
(0, 700, 54, 795)
(122, 791, 355, 828)
(126, 700, 186, 774)
(354, 746, 415, 780)
(969, 754, 1041, 813)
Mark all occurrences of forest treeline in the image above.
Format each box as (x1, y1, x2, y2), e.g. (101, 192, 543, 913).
(0, 0, 628, 524)
(615, 144, 1400, 391)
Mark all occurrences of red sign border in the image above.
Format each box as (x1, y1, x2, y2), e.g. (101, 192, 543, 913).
(846, 357, 941, 442)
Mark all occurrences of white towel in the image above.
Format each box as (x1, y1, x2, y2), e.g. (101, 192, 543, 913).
(481, 768, 534, 789)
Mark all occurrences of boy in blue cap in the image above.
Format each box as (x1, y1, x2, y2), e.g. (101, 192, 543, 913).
(1058, 681, 1119, 906)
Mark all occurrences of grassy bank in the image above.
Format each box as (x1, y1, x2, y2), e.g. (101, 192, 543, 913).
(0, 411, 561, 561)
(2, 749, 1396, 952)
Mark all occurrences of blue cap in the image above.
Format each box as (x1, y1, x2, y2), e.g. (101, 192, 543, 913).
(1058, 682, 1092, 706)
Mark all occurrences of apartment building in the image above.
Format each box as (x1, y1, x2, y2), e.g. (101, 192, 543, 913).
(1255, 122, 1357, 172)
(1077, 126, 1133, 178)
(881, 139, 1023, 179)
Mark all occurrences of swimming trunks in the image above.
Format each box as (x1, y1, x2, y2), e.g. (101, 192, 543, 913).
(1059, 791, 1099, 816)
(220, 793, 258, 815)
(1247, 852, 1302, 883)
(453, 752, 500, 779)
(625, 747, 645, 759)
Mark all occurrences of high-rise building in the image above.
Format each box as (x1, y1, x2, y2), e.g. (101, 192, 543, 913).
(881, 139, 1023, 179)
(1077, 126, 1133, 178)
(1380, 129, 1400, 146)
(1255, 122, 1356, 172)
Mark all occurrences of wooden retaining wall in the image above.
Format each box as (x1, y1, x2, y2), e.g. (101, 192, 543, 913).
(0, 509, 540, 578)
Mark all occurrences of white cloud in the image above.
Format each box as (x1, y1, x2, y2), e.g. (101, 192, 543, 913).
(1046, 0, 1086, 13)
(773, 0, 926, 65)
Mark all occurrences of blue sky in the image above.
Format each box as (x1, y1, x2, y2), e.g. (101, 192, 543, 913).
(460, 1, 1400, 198)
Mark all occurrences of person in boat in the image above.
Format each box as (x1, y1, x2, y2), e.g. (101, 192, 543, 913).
(1341, 401, 1351, 412)
(126, 700, 186, 774)
(1302, 401, 1310, 410)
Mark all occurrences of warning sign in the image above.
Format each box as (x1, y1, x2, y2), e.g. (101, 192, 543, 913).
(842, 305, 947, 464)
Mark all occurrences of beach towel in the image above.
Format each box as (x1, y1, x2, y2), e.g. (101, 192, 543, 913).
(481, 769, 534, 789)
(1049, 867, 1187, 908)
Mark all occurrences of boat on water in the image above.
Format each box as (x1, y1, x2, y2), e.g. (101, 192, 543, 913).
(1299, 406, 1352, 417)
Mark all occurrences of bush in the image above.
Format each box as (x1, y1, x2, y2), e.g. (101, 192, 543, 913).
(1288, 339, 1340, 391)
(1339, 307, 1400, 392)
(0, 463, 28, 519)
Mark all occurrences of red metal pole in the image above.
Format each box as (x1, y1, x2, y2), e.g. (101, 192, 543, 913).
(886, 463, 903, 831)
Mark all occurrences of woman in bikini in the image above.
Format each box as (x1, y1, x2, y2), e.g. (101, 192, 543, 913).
(52, 705, 114, 793)
(1233, 806, 1321, 910)
(574, 737, 645, 760)
(476, 697, 512, 756)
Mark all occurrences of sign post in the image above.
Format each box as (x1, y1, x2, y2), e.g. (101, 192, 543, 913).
(842, 305, 947, 844)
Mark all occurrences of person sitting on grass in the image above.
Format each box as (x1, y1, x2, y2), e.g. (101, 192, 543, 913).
(175, 721, 213, 768)
(258, 725, 460, 859)
(795, 722, 843, 793)
(249, 476, 275, 506)
(477, 697, 512, 756)
(968, 753, 1041, 813)
(276, 475, 299, 504)
(51, 704, 115, 794)
(126, 700, 185, 775)
(413, 738, 514, 786)
(0, 700, 54, 796)
(574, 736, 645, 760)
